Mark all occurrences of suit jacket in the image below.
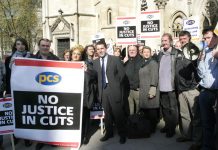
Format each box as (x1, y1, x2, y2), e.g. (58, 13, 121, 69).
(93, 55, 125, 103)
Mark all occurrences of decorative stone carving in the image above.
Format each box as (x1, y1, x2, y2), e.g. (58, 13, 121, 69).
(172, 17, 183, 37)
(154, 0, 169, 9)
(58, 21, 65, 31)
(50, 16, 70, 32)
(141, 0, 148, 11)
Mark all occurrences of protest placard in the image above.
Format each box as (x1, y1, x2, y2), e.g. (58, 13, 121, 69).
(183, 16, 200, 41)
(0, 97, 14, 135)
(140, 10, 161, 38)
(116, 17, 137, 45)
(137, 34, 146, 46)
(11, 58, 84, 149)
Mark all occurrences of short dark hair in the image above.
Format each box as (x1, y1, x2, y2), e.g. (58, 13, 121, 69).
(179, 31, 191, 39)
(202, 26, 216, 36)
(127, 45, 138, 50)
(84, 45, 95, 60)
(38, 38, 51, 46)
(95, 41, 107, 48)
(84, 44, 95, 53)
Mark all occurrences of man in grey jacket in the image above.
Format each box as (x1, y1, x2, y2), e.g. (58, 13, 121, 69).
(158, 33, 179, 138)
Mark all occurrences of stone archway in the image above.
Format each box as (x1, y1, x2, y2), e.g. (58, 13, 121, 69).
(169, 11, 187, 38)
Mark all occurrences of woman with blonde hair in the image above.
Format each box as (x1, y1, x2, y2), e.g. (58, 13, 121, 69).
(70, 44, 85, 61)
(70, 44, 97, 145)
(139, 46, 160, 134)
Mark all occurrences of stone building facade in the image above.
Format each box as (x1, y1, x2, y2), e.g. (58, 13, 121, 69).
(41, 0, 218, 57)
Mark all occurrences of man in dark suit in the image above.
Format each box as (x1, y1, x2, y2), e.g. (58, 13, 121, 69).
(93, 41, 127, 144)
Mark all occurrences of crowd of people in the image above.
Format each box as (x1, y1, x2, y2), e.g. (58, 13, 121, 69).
(0, 26, 217, 150)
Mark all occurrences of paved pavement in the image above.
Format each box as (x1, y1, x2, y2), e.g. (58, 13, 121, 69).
(2, 120, 192, 150)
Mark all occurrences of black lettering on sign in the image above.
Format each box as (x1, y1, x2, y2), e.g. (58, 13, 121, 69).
(117, 26, 136, 38)
(13, 91, 81, 130)
(141, 20, 160, 33)
(0, 110, 13, 127)
(137, 40, 146, 46)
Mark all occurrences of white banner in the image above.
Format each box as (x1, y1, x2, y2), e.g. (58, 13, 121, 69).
(183, 16, 200, 41)
(0, 97, 14, 135)
(140, 10, 161, 38)
(116, 16, 137, 45)
(11, 58, 84, 149)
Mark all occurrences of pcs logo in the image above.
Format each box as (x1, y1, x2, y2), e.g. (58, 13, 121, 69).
(186, 20, 195, 25)
(123, 20, 130, 25)
(147, 15, 153, 19)
(35, 72, 61, 85)
(3, 103, 12, 108)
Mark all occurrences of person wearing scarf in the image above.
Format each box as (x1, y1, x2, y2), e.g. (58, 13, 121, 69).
(5, 37, 32, 147)
(139, 46, 160, 134)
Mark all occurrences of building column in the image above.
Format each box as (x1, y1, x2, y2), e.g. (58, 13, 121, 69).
(187, 0, 192, 17)
(154, 0, 169, 35)
(76, 0, 79, 44)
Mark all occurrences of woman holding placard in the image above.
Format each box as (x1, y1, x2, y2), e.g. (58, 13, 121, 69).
(70, 45, 97, 145)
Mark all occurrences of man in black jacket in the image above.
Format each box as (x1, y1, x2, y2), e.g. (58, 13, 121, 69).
(123, 45, 144, 115)
(34, 38, 59, 150)
(32, 38, 59, 60)
(175, 31, 202, 150)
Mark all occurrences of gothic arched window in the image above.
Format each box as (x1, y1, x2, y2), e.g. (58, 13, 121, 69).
(107, 8, 112, 25)
(170, 11, 186, 38)
(172, 16, 183, 38)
